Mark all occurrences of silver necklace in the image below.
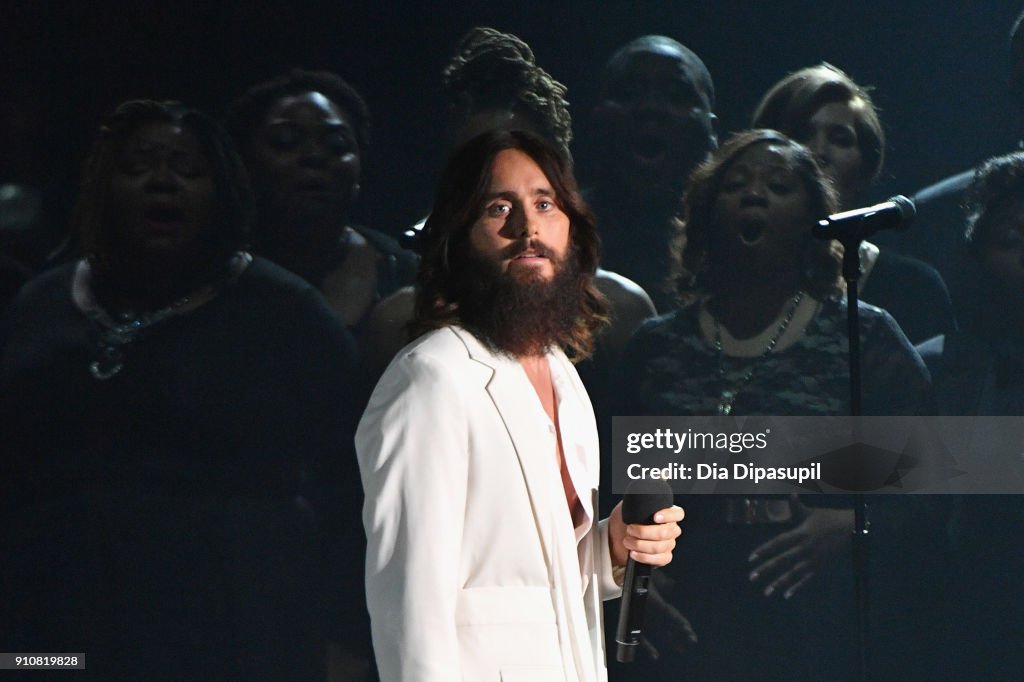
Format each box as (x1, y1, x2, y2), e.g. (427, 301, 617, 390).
(86, 251, 252, 380)
(712, 291, 804, 415)
(88, 298, 196, 380)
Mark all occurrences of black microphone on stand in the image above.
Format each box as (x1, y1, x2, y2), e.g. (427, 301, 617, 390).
(814, 193, 918, 682)
(814, 195, 916, 242)
(615, 480, 675, 663)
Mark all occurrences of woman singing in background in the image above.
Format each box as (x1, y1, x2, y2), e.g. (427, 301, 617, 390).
(0, 100, 363, 680)
(617, 129, 932, 680)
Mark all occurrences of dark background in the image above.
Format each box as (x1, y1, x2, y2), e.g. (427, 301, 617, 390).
(4, 1, 1023, 236)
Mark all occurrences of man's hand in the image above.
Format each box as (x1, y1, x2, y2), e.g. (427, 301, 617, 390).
(748, 497, 852, 599)
(608, 500, 684, 568)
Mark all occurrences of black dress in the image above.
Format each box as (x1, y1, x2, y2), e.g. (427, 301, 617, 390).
(0, 257, 365, 681)
(917, 301, 1024, 679)
(613, 298, 936, 681)
(861, 249, 956, 345)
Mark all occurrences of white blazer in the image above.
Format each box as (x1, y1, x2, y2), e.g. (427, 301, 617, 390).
(356, 326, 620, 682)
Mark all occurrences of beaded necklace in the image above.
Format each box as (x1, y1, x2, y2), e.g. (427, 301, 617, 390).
(712, 290, 804, 415)
(83, 251, 252, 380)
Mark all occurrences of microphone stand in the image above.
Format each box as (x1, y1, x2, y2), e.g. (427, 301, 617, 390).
(817, 196, 915, 682)
(838, 235, 870, 682)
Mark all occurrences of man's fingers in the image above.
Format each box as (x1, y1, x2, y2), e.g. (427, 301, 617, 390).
(626, 519, 683, 541)
(652, 505, 685, 524)
(622, 506, 684, 567)
(623, 533, 677, 555)
(629, 548, 675, 567)
(624, 534, 678, 566)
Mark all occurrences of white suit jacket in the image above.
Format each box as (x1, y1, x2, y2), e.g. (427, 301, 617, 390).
(356, 326, 621, 682)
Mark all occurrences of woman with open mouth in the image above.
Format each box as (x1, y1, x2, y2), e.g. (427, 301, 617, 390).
(615, 128, 933, 680)
(0, 99, 362, 680)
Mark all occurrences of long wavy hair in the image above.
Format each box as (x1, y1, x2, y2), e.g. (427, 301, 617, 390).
(412, 129, 606, 359)
(670, 129, 841, 305)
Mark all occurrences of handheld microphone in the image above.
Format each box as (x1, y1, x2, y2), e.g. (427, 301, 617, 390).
(814, 195, 916, 242)
(615, 480, 675, 663)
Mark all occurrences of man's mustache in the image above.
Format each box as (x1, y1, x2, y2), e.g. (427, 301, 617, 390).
(500, 240, 556, 260)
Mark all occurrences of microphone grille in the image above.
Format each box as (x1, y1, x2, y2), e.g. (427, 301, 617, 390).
(621, 480, 674, 524)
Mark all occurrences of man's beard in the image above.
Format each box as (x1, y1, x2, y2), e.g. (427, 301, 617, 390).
(453, 243, 585, 357)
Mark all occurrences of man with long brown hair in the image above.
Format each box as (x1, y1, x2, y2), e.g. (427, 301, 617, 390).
(355, 129, 683, 681)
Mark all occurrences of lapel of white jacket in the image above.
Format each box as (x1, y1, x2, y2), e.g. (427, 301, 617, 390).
(451, 327, 557, 571)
